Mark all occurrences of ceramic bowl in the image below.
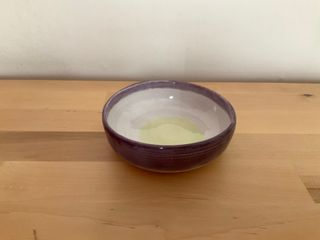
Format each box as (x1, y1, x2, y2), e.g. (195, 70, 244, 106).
(102, 80, 236, 172)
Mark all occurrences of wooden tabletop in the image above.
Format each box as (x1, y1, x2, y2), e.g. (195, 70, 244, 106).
(0, 80, 320, 240)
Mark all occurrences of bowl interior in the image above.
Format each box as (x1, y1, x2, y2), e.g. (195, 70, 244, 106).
(107, 87, 231, 145)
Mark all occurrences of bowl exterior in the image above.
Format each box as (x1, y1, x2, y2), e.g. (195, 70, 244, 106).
(103, 123, 235, 172)
(102, 80, 236, 173)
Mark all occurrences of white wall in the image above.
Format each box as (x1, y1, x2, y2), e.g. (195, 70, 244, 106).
(1, 0, 320, 81)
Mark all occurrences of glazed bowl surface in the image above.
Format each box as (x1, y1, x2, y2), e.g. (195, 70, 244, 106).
(102, 80, 236, 172)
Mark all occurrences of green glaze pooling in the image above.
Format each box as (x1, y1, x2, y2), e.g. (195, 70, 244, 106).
(140, 117, 204, 145)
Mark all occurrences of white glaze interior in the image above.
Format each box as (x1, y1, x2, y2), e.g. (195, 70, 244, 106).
(107, 88, 231, 144)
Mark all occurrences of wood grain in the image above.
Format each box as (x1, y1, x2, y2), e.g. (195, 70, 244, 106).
(0, 80, 320, 239)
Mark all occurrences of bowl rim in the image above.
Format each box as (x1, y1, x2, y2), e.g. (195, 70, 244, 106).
(102, 80, 236, 149)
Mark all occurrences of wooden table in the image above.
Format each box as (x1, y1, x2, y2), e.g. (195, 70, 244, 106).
(0, 80, 320, 240)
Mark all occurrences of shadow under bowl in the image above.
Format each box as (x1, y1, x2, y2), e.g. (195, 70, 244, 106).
(102, 80, 236, 173)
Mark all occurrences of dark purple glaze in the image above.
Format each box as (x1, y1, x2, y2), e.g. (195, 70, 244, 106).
(102, 80, 236, 172)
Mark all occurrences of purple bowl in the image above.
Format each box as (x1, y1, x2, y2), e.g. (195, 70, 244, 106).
(102, 80, 236, 172)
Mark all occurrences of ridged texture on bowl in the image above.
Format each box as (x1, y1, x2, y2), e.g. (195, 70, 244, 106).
(104, 123, 235, 172)
(102, 80, 236, 172)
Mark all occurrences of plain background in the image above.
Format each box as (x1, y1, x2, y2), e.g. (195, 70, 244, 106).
(1, 0, 320, 81)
